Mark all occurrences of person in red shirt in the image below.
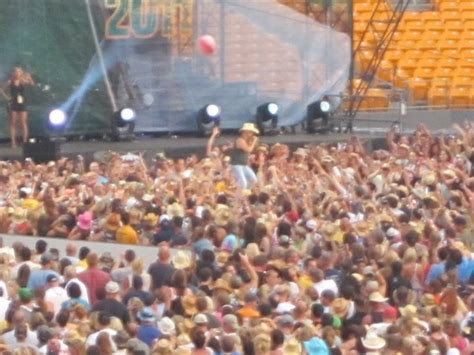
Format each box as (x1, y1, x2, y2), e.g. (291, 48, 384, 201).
(77, 253, 111, 305)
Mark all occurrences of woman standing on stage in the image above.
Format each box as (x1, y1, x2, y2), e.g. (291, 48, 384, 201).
(8, 67, 34, 147)
(230, 122, 259, 190)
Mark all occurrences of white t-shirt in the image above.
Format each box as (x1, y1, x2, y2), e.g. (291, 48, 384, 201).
(45, 286, 69, 315)
(85, 329, 117, 350)
(0, 298, 10, 320)
(313, 279, 339, 297)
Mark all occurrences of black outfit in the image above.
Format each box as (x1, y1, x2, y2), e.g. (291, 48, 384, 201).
(93, 298, 130, 325)
(147, 262, 175, 290)
(122, 289, 152, 306)
(10, 83, 26, 112)
(229, 148, 249, 166)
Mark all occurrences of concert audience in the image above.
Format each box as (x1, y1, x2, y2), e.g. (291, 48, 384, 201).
(0, 122, 470, 354)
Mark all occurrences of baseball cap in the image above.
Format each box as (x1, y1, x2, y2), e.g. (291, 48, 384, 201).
(46, 274, 59, 283)
(193, 313, 208, 325)
(105, 281, 119, 294)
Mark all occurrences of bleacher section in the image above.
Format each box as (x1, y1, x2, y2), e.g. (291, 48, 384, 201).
(354, 0, 474, 110)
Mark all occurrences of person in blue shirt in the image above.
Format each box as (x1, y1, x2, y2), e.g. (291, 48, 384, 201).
(137, 308, 161, 347)
(61, 282, 91, 311)
(27, 252, 60, 291)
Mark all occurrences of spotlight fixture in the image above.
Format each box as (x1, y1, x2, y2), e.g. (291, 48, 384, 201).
(306, 98, 332, 134)
(256, 102, 279, 135)
(111, 107, 136, 141)
(197, 104, 221, 135)
(48, 109, 67, 128)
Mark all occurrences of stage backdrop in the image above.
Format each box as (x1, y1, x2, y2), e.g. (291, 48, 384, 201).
(0, 0, 351, 138)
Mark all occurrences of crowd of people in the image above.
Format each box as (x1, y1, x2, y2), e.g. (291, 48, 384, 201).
(0, 121, 471, 354)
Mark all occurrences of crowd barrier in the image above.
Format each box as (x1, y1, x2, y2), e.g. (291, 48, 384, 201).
(0, 234, 190, 265)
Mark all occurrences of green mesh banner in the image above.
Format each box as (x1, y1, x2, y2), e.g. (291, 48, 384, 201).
(0, 0, 109, 139)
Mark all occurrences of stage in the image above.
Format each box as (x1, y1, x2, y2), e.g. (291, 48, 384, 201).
(0, 131, 386, 163)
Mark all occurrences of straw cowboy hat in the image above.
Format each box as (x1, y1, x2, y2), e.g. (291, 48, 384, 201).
(172, 251, 191, 270)
(283, 338, 303, 355)
(214, 205, 231, 226)
(369, 292, 388, 303)
(240, 122, 259, 135)
(182, 295, 197, 316)
(362, 332, 386, 350)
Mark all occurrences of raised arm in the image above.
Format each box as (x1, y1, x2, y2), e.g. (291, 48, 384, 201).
(206, 126, 220, 157)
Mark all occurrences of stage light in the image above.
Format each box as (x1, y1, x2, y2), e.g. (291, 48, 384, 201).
(197, 104, 221, 135)
(306, 98, 332, 134)
(48, 109, 67, 127)
(112, 107, 136, 141)
(256, 102, 279, 135)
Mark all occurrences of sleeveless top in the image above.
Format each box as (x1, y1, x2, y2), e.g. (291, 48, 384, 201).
(229, 148, 248, 166)
(10, 83, 25, 103)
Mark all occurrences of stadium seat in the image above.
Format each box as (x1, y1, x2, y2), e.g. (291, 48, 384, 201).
(422, 11, 440, 22)
(384, 49, 403, 66)
(397, 39, 418, 51)
(377, 60, 395, 82)
(393, 68, 410, 88)
(453, 67, 474, 77)
(433, 67, 454, 79)
(452, 76, 472, 87)
(442, 29, 463, 40)
(460, 3, 474, 12)
(360, 88, 390, 110)
(405, 49, 424, 59)
(428, 86, 450, 107)
(438, 57, 459, 68)
(463, 29, 474, 39)
(421, 49, 443, 59)
(414, 67, 435, 80)
(407, 77, 429, 102)
(418, 57, 438, 69)
(424, 21, 445, 32)
(461, 48, 474, 58)
(398, 57, 418, 76)
(354, 3, 374, 13)
(445, 20, 464, 31)
(450, 86, 471, 107)
(417, 40, 437, 51)
(405, 21, 424, 31)
(400, 31, 424, 42)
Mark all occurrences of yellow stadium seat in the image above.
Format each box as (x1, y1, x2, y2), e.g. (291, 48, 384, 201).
(393, 68, 410, 88)
(460, 3, 474, 12)
(425, 21, 444, 32)
(439, 39, 459, 52)
(460, 38, 474, 48)
(452, 76, 472, 87)
(384, 49, 403, 65)
(404, 21, 424, 31)
(377, 60, 395, 81)
(398, 57, 418, 76)
(451, 86, 471, 107)
(421, 49, 443, 59)
(438, 57, 459, 68)
(354, 22, 367, 34)
(465, 20, 474, 29)
(463, 29, 474, 39)
(355, 12, 373, 23)
(402, 12, 422, 23)
(405, 49, 424, 58)
(440, 7, 459, 16)
(354, 3, 374, 13)
(442, 29, 463, 40)
(400, 31, 424, 42)
(461, 48, 474, 58)
(417, 40, 437, 51)
(422, 11, 441, 22)
(414, 67, 435, 80)
(428, 86, 450, 107)
(362, 88, 390, 110)
(398, 39, 418, 51)
(407, 77, 430, 101)
(458, 60, 474, 68)
(418, 57, 438, 69)
(434, 67, 455, 78)
(445, 20, 464, 31)
(442, 49, 461, 58)
(453, 67, 474, 77)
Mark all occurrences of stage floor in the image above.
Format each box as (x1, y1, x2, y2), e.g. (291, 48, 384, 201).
(0, 132, 385, 162)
